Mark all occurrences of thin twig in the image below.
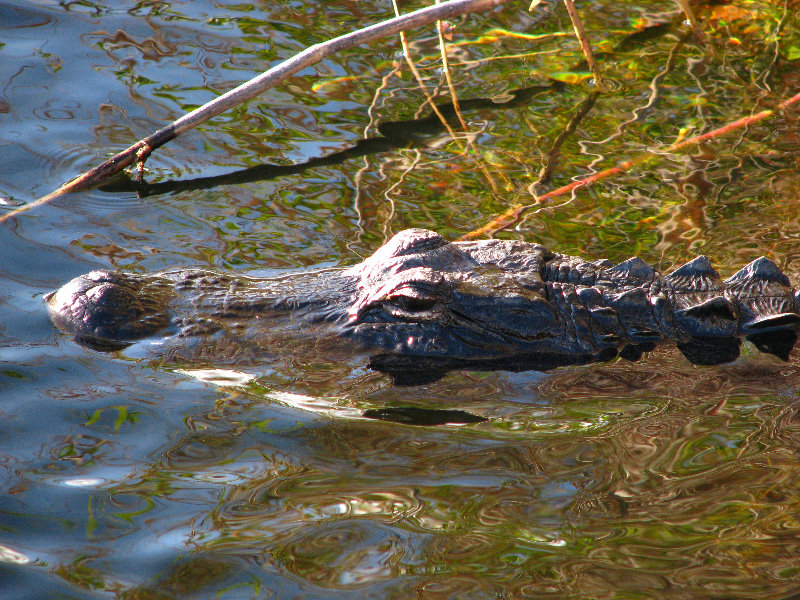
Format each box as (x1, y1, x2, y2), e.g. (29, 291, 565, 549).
(435, 1, 469, 132)
(392, 0, 462, 144)
(562, 0, 604, 89)
(0, 0, 510, 225)
(391, 0, 501, 197)
(675, 0, 701, 33)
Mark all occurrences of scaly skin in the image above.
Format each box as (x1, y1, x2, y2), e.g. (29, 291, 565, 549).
(47, 229, 800, 378)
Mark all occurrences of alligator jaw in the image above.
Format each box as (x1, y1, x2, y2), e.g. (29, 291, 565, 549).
(47, 267, 355, 354)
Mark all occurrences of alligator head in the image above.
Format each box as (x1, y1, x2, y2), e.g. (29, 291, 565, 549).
(340, 229, 623, 380)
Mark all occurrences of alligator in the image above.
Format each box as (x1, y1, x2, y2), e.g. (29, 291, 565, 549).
(47, 228, 800, 383)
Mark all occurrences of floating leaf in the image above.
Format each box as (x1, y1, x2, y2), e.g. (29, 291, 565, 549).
(548, 71, 592, 84)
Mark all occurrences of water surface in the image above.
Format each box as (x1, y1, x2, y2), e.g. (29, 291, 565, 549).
(2, 0, 800, 598)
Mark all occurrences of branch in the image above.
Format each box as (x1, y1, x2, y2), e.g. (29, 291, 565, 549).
(1, 0, 510, 225)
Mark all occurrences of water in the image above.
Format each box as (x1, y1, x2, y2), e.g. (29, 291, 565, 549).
(2, 0, 800, 597)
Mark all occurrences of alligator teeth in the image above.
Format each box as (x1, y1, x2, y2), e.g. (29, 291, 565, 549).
(607, 257, 654, 280)
(724, 256, 790, 286)
(666, 256, 719, 280)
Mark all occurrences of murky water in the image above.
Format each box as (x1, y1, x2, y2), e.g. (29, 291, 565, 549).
(2, 0, 800, 597)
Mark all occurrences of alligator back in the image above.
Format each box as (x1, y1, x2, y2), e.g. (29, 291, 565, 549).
(532, 248, 800, 364)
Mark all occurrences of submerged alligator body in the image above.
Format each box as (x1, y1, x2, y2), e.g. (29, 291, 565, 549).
(47, 229, 800, 382)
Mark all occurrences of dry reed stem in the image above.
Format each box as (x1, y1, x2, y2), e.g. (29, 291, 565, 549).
(562, 0, 604, 89)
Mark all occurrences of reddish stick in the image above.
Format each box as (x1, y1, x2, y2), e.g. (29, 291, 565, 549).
(462, 89, 800, 240)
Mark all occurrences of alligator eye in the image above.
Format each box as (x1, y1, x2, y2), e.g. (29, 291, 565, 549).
(388, 294, 437, 313)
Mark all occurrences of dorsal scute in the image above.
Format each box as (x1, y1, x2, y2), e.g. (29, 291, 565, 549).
(607, 257, 655, 280)
(666, 256, 719, 280)
(679, 296, 737, 322)
(724, 256, 790, 287)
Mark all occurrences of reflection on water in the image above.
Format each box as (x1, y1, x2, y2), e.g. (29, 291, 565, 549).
(111, 354, 800, 598)
(2, 0, 800, 598)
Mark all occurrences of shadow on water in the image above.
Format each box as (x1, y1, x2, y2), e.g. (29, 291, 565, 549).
(98, 17, 682, 199)
(100, 82, 564, 197)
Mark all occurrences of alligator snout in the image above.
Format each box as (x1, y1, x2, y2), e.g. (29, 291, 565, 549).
(47, 270, 171, 346)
